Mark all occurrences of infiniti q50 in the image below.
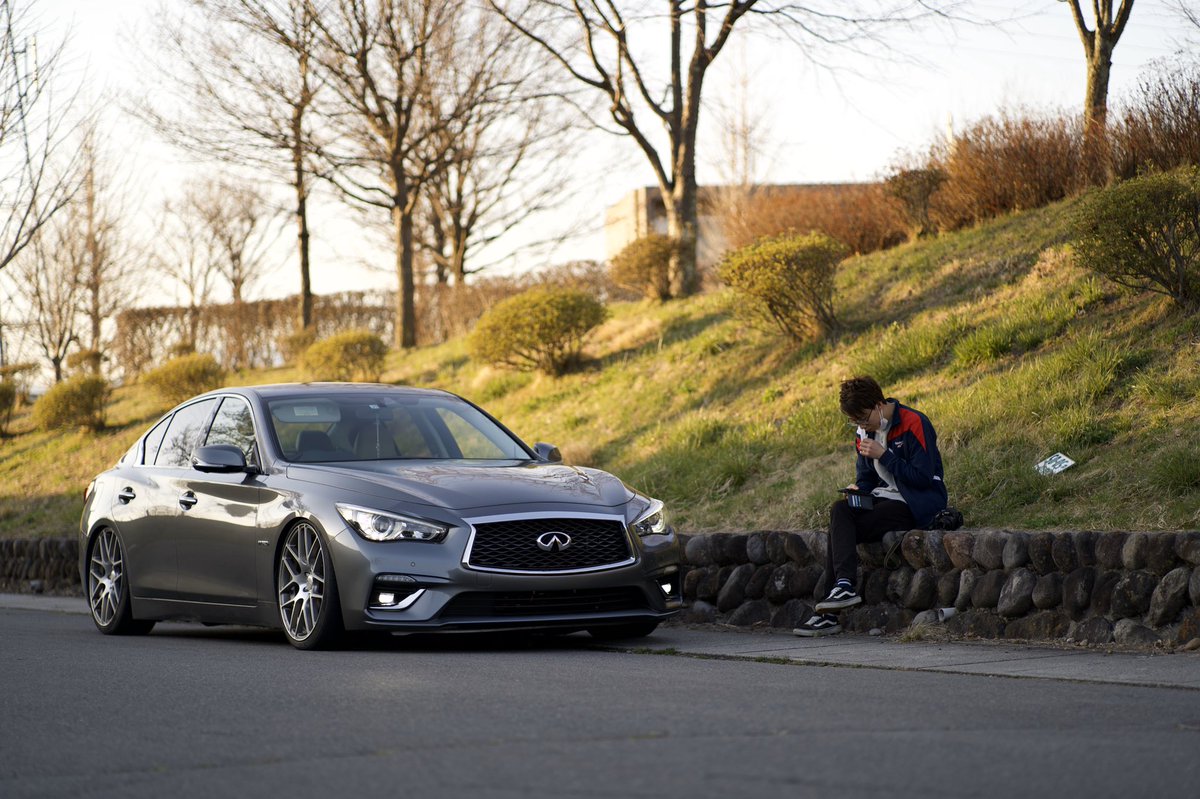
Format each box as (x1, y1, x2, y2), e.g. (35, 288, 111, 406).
(79, 384, 683, 649)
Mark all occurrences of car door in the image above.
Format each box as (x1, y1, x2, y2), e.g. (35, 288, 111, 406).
(173, 396, 263, 606)
(109, 414, 180, 599)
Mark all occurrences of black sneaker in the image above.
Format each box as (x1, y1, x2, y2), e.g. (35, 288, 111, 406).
(793, 613, 842, 637)
(815, 584, 862, 612)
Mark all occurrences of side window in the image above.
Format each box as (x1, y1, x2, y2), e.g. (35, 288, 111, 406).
(156, 399, 219, 468)
(206, 397, 258, 464)
(142, 416, 172, 465)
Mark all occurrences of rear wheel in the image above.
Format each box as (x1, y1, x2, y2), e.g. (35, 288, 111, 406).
(587, 620, 659, 640)
(87, 527, 154, 635)
(277, 521, 343, 650)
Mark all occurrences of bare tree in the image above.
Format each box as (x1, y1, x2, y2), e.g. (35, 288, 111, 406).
(154, 194, 222, 351)
(310, 0, 504, 348)
(1059, 1, 1135, 134)
(0, 0, 82, 275)
(140, 0, 322, 331)
(13, 213, 85, 382)
(74, 125, 143, 371)
(488, 1, 959, 298)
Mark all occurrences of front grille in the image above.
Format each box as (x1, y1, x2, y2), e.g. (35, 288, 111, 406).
(466, 517, 633, 572)
(440, 587, 648, 618)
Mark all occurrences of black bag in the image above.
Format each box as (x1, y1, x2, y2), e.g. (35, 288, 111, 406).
(928, 506, 964, 531)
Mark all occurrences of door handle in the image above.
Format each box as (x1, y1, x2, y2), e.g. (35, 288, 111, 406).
(179, 491, 198, 510)
(117, 487, 136, 503)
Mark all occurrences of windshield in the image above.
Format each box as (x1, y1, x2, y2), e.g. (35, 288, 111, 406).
(267, 393, 531, 463)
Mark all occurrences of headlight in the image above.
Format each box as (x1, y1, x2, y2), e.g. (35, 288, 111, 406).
(632, 498, 668, 536)
(335, 503, 448, 543)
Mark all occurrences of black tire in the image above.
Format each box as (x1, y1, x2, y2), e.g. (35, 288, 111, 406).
(277, 521, 344, 650)
(587, 620, 660, 640)
(86, 527, 155, 636)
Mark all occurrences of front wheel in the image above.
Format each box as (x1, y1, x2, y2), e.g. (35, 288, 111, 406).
(587, 620, 659, 640)
(277, 521, 343, 650)
(87, 527, 154, 636)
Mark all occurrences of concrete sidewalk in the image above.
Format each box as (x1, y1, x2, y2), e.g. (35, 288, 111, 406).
(6, 592, 1198, 690)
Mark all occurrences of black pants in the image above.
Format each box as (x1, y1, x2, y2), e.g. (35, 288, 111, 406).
(827, 498, 916, 586)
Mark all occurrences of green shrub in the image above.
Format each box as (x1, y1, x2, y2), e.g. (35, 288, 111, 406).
(610, 235, 672, 301)
(0, 380, 16, 434)
(468, 288, 607, 376)
(300, 329, 388, 382)
(66, 349, 104, 374)
(144, 353, 227, 407)
(32, 375, 109, 431)
(717, 231, 846, 343)
(1071, 167, 1200, 310)
(279, 328, 318, 364)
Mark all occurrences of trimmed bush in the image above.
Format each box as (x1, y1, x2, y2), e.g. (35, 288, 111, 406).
(885, 167, 946, 240)
(32, 375, 109, 432)
(144, 353, 227, 407)
(66, 349, 104, 374)
(1071, 167, 1200, 311)
(300, 329, 388, 382)
(278, 328, 318, 364)
(610, 235, 672, 301)
(468, 288, 607, 376)
(717, 232, 846, 343)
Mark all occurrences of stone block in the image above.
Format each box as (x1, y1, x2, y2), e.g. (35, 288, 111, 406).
(726, 598, 772, 627)
(1028, 532, 1056, 575)
(973, 531, 1005, 570)
(1176, 607, 1200, 644)
(717, 563, 755, 612)
(947, 609, 1006, 639)
(1191, 566, 1200, 608)
(1004, 611, 1070, 640)
(904, 567, 938, 611)
(1070, 616, 1114, 645)
(765, 563, 799, 604)
(902, 530, 928, 569)
(1062, 567, 1096, 620)
(943, 531, 975, 570)
(937, 569, 961, 607)
(765, 531, 789, 564)
(678, 600, 717, 624)
(1122, 533, 1148, 571)
(1033, 573, 1063, 610)
(925, 530, 953, 572)
(1090, 570, 1122, 617)
(863, 568, 889, 606)
(770, 599, 813, 630)
(1146, 533, 1179, 576)
(1111, 570, 1158, 619)
(956, 568, 983, 612)
(858, 541, 888, 569)
(783, 533, 811, 565)
(1176, 532, 1200, 566)
(1052, 533, 1079, 573)
(886, 566, 914, 604)
(1002, 532, 1030, 570)
(1095, 532, 1128, 570)
(744, 564, 774, 601)
(970, 570, 1006, 609)
(846, 605, 912, 634)
(1074, 531, 1099, 567)
(1113, 618, 1160, 647)
(745, 533, 770, 565)
(1146, 566, 1191, 627)
(997, 568, 1037, 618)
(798, 531, 827, 566)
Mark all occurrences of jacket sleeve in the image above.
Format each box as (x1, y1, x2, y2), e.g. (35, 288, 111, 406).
(855, 436, 881, 490)
(879, 417, 939, 489)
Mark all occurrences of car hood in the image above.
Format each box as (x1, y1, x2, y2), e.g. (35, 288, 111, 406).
(284, 460, 634, 512)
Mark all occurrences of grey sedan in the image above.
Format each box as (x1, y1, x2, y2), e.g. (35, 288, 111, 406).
(79, 384, 683, 649)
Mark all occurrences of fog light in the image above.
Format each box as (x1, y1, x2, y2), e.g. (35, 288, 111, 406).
(378, 592, 397, 605)
(659, 579, 675, 595)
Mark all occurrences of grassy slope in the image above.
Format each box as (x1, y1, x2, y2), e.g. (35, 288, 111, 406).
(3, 195, 1199, 537)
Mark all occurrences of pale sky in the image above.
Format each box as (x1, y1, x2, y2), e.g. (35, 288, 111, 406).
(34, 0, 1194, 303)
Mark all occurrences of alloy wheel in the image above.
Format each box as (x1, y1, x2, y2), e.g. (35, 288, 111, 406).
(88, 528, 125, 627)
(277, 523, 327, 642)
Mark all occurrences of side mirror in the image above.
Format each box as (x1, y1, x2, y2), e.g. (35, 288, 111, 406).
(532, 442, 563, 464)
(193, 444, 249, 473)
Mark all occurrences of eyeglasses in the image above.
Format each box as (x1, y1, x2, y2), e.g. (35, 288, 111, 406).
(845, 407, 877, 428)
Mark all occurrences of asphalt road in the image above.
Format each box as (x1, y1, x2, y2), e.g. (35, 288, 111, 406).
(2, 608, 1199, 799)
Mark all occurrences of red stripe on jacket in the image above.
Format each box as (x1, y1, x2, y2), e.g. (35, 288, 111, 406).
(890, 407, 927, 450)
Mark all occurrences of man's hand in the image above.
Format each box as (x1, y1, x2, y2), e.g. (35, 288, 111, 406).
(858, 439, 885, 459)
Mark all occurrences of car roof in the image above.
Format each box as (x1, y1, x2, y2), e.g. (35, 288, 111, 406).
(223, 383, 459, 401)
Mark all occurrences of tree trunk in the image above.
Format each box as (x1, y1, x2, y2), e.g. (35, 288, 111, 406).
(667, 172, 700, 297)
(393, 203, 417, 349)
(1084, 41, 1113, 132)
(295, 163, 313, 331)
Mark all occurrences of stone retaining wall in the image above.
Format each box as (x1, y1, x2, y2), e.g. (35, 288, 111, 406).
(0, 538, 81, 595)
(679, 529, 1200, 646)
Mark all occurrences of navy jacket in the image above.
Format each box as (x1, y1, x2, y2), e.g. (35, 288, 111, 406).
(855, 400, 948, 528)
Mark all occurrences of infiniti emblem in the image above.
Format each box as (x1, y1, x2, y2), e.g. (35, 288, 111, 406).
(536, 531, 572, 552)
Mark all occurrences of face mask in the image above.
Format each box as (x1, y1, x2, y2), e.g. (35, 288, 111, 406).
(876, 405, 890, 433)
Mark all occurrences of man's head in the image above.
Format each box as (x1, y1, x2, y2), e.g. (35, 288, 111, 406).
(839, 376, 886, 431)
